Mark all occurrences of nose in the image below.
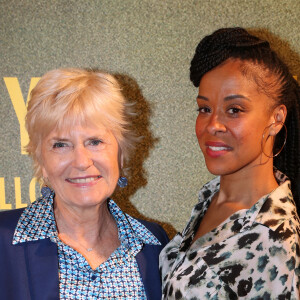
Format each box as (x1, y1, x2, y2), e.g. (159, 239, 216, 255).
(73, 145, 93, 170)
(206, 113, 226, 135)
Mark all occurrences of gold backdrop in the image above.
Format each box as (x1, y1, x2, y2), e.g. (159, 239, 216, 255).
(1, 0, 300, 237)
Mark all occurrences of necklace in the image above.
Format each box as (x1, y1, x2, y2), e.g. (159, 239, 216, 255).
(73, 242, 94, 253)
(58, 233, 95, 253)
(76, 241, 95, 252)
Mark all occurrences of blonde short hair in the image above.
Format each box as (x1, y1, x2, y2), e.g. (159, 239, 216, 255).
(25, 68, 135, 183)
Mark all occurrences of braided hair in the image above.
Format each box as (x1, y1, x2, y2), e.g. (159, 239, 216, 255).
(190, 27, 300, 211)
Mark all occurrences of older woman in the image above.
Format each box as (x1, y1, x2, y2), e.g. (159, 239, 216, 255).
(0, 68, 168, 300)
(160, 28, 300, 299)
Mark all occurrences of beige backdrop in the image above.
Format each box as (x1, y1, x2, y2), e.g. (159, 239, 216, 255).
(1, 0, 300, 237)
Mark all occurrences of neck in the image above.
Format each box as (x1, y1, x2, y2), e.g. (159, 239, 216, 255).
(217, 160, 278, 208)
(54, 199, 116, 245)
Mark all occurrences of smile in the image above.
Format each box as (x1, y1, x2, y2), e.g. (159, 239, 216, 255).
(205, 143, 232, 158)
(67, 176, 101, 183)
(207, 146, 231, 151)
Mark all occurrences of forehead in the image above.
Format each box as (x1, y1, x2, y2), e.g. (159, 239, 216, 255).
(200, 60, 245, 83)
(48, 121, 112, 135)
(198, 59, 269, 98)
(46, 120, 112, 139)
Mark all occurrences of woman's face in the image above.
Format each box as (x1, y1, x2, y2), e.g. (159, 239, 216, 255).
(196, 59, 275, 176)
(41, 122, 120, 210)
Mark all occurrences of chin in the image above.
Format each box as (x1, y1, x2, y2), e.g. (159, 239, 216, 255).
(207, 169, 225, 176)
(205, 163, 238, 177)
(69, 192, 107, 207)
(204, 160, 223, 176)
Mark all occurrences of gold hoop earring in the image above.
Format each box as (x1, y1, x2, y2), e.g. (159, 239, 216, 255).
(261, 121, 287, 158)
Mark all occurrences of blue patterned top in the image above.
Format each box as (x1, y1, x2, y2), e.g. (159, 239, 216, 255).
(13, 191, 160, 299)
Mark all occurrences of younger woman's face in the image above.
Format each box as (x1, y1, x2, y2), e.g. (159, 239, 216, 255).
(195, 59, 276, 176)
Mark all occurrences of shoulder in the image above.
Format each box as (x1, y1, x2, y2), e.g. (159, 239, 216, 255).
(255, 181, 300, 243)
(137, 219, 169, 246)
(0, 208, 25, 248)
(0, 208, 25, 230)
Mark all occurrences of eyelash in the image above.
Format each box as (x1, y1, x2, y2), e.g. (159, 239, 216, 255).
(227, 107, 244, 115)
(197, 106, 244, 115)
(53, 142, 68, 148)
(197, 107, 211, 113)
(89, 139, 103, 146)
(52, 139, 103, 149)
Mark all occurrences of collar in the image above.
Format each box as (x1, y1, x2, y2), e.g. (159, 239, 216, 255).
(13, 191, 160, 248)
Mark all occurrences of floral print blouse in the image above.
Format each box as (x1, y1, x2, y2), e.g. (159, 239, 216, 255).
(160, 171, 300, 299)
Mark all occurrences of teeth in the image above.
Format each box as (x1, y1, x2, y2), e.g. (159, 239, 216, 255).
(68, 176, 100, 183)
(208, 146, 229, 151)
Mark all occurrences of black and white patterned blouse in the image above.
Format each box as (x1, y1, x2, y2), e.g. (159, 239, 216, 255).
(160, 170, 300, 299)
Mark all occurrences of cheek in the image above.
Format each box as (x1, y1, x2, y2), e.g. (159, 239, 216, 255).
(195, 117, 205, 139)
(108, 155, 120, 175)
(231, 124, 262, 149)
(96, 152, 119, 173)
(42, 155, 70, 178)
(228, 122, 245, 141)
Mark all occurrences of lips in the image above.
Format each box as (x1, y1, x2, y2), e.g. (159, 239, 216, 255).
(66, 175, 102, 184)
(205, 141, 232, 157)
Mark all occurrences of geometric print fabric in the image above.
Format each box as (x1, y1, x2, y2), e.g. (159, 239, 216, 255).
(13, 192, 160, 299)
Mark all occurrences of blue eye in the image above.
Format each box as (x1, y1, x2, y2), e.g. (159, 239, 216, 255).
(90, 139, 103, 146)
(53, 142, 67, 148)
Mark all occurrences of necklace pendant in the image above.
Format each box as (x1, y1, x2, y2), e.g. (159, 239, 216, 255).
(87, 248, 93, 252)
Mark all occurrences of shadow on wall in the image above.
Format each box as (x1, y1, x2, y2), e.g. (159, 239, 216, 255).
(112, 73, 177, 239)
(247, 28, 300, 77)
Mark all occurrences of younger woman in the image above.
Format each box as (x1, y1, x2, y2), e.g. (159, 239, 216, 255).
(160, 28, 300, 299)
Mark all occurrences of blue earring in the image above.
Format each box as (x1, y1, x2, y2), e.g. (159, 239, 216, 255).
(41, 186, 52, 198)
(117, 176, 128, 188)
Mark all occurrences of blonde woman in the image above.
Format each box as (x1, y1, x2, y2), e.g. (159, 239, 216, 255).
(0, 68, 168, 300)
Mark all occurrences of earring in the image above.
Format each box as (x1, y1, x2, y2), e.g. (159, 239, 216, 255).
(261, 121, 287, 158)
(117, 176, 128, 188)
(41, 186, 52, 198)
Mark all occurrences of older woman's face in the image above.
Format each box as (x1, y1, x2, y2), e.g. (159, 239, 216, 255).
(41, 122, 120, 209)
(196, 59, 276, 176)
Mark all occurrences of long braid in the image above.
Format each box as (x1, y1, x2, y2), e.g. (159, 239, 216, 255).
(190, 27, 300, 212)
(274, 79, 300, 210)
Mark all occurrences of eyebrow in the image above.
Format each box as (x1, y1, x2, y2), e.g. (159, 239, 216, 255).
(197, 94, 251, 101)
(50, 135, 104, 142)
(197, 95, 209, 101)
(50, 137, 69, 141)
(225, 94, 251, 101)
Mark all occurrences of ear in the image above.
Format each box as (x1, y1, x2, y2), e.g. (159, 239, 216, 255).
(41, 165, 48, 179)
(119, 150, 124, 169)
(269, 104, 287, 136)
